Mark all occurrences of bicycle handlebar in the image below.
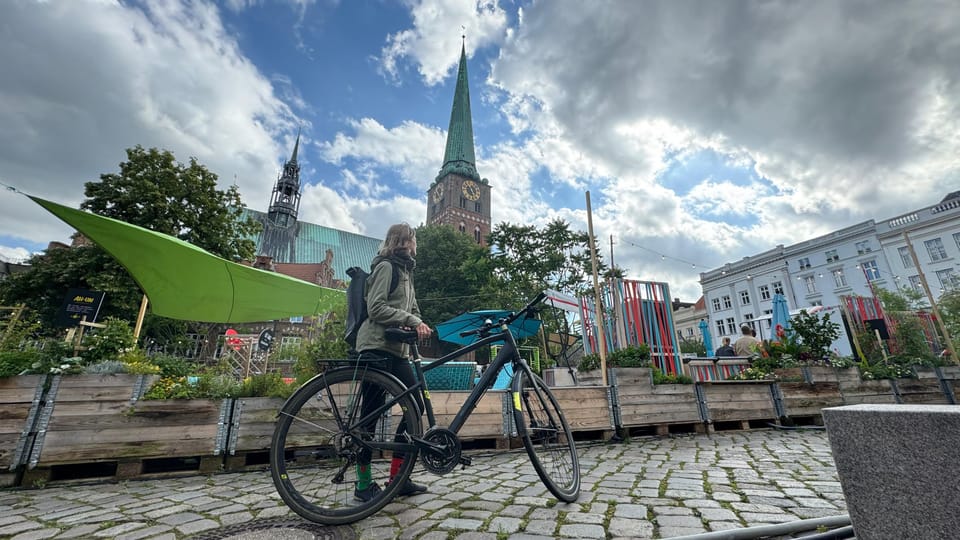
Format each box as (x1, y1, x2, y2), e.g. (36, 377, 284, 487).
(457, 292, 548, 338)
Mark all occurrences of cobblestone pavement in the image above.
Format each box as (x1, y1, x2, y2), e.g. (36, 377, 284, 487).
(0, 429, 846, 540)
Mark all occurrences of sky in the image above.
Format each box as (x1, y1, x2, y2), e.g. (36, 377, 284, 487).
(1, 0, 959, 302)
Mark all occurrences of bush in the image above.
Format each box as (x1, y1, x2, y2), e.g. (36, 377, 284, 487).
(651, 367, 692, 384)
(0, 350, 41, 377)
(577, 344, 651, 371)
(237, 372, 295, 399)
(149, 354, 196, 377)
(142, 372, 242, 400)
(82, 317, 135, 364)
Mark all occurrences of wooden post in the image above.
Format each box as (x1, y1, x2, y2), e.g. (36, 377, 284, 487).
(585, 191, 607, 386)
(133, 294, 149, 345)
(903, 232, 958, 363)
(74, 316, 87, 356)
(875, 329, 888, 363)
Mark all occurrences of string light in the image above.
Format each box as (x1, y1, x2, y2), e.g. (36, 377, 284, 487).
(623, 239, 711, 270)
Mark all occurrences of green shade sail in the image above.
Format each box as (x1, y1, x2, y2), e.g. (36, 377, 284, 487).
(31, 196, 344, 323)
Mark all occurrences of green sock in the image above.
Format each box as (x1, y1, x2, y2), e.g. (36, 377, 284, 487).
(357, 464, 371, 490)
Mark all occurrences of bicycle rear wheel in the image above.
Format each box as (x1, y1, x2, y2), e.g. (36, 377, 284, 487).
(512, 369, 580, 502)
(270, 366, 421, 525)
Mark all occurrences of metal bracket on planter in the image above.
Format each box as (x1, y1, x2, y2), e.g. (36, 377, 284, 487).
(889, 379, 903, 404)
(607, 368, 622, 429)
(28, 375, 61, 469)
(129, 374, 149, 404)
(770, 383, 787, 418)
(218, 399, 238, 456)
(501, 392, 516, 437)
(693, 383, 711, 424)
(935, 367, 956, 405)
(10, 376, 47, 470)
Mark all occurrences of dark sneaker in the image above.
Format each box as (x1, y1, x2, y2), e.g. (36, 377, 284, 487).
(354, 482, 382, 503)
(396, 480, 428, 497)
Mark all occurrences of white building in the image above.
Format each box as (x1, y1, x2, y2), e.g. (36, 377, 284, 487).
(699, 192, 960, 348)
(672, 296, 706, 348)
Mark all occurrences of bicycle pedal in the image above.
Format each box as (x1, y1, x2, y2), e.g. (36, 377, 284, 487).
(459, 456, 472, 468)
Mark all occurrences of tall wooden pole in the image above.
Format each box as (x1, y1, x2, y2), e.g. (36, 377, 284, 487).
(133, 294, 149, 345)
(903, 232, 957, 362)
(585, 191, 608, 386)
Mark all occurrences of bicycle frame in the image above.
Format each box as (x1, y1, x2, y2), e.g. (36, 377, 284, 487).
(331, 324, 533, 456)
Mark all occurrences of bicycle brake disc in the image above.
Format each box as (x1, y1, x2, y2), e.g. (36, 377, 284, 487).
(419, 427, 461, 475)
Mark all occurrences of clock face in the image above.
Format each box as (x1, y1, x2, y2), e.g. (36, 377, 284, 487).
(461, 180, 481, 201)
(432, 183, 444, 202)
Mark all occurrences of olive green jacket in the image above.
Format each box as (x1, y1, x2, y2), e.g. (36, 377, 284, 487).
(355, 257, 422, 358)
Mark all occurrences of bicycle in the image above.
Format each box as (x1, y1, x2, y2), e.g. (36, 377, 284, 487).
(269, 293, 581, 525)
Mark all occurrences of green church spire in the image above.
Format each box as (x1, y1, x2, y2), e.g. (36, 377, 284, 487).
(436, 42, 481, 183)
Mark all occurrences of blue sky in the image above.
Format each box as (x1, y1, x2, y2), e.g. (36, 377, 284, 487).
(2, 0, 959, 301)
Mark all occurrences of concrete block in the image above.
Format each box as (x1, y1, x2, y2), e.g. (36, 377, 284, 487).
(822, 404, 960, 540)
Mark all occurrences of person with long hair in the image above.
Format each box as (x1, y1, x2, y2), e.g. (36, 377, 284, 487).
(353, 223, 433, 502)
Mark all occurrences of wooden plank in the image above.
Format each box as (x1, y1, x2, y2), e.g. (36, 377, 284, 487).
(895, 379, 949, 404)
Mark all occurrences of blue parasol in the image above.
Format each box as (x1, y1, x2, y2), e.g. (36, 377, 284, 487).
(435, 309, 542, 346)
(698, 319, 714, 357)
(771, 293, 792, 340)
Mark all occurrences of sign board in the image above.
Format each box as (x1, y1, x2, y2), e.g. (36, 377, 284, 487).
(55, 288, 105, 327)
(257, 329, 275, 351)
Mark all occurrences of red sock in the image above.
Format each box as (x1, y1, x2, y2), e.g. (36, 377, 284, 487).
(390, 456, 403, 479)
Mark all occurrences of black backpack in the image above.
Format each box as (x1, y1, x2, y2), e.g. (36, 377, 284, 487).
(344, 262, 400, 351)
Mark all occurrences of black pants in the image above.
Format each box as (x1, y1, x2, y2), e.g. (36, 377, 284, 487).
(356, 350, 422, 465)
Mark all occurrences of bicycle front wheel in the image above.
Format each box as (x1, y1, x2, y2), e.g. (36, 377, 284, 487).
(512, 370, 580, 502)
(270, 366, 422, 525)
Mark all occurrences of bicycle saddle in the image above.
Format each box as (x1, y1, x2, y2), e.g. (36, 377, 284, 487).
(385, 327, 419, 343)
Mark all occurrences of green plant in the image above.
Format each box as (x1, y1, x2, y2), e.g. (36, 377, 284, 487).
(0, 350, 41, 377)
(149, 354, 196, 377)
(83, 360, 128, 374)
(790, 310, 841, 361)
(577, 344, 651, 371)
(651, 367, 692, 384)
(82, 317, 135, 364)
(237, 372, 295, 399)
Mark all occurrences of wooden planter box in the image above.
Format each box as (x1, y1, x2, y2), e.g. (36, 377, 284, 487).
(0, 375, 45, 486)
(893, 368, 950, 404)
(609, 368, 701, 428)
(224, 397, 282, 469)
(431, 391, 506, 441)
(547, 386, 614, 435)
(26, 374, 228, 480)
(835, 368, 896, 405)
(698, 381, 778, 426)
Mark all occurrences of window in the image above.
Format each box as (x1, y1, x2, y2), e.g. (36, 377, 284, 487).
(825, 249, 839, 263)
(908, 275, 922, 293)
(722, 295, 732, 309)
(459, 196, 467, 208)
(925, 238, 947, 262)
(773, 281, 784, 295)
(474, 226, 482, 244)
(798, 257, 811, 269)
(861, 260, 881, 281)
(739, 290, 751, 305)
(832, 268, 847, 288)
(855, 240, 872, 254)
(687, 328, 694, 337)
(936, 268, 958, 290)
(715, 320, 725, 336)
(762, 309, 773, 316)
(811, 300, 823, 307)
(475, 202, 482, 213)
(743, 313, 755, 331)
(954, 232, 960, 252)
(899, 247, 913, 268)
(289, 316, 304, 323)
(458, 222, 466, 233)
(804, 275, 817, 294)
(279, 336, 302, 361)
(712, 298, 722, 311)
(725, 317, 736, 335)
(759, 284, 771, 300)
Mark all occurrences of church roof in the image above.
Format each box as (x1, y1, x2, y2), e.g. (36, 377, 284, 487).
(436, 43, 481, 183)
(241, 208, 382, 282)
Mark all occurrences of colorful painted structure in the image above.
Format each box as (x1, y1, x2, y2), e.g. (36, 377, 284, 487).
(579, 278, 683, 376)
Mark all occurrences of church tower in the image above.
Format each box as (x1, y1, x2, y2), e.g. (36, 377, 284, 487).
(426, 43, 492, 246)
(267, 131, 302, 228)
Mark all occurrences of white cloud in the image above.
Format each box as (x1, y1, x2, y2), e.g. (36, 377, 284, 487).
(0, 245, 32, 264)
(0, 0, 298, 244)
(379, 0, 509, 85)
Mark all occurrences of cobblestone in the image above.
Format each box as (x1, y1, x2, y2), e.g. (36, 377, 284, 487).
(0, 430, 850, 539)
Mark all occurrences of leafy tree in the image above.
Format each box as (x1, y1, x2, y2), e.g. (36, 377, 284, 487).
(789, 309, 841, 360)
(0, 146, 261, 338)
(413, 225, 495, 325)
(939, 289, 960, 355)
(678, 337, 706, 357)
(82, 145, 260, 260)
(487, 219, 606, 304)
